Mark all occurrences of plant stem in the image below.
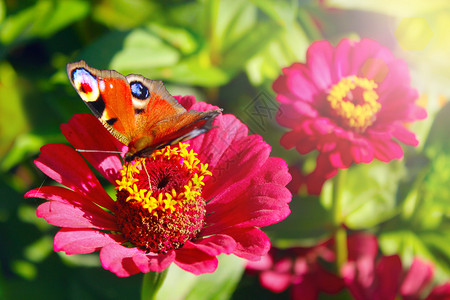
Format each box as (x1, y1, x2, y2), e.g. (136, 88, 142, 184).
(141, 268, 169, 300)
(331, 169, 348, 275)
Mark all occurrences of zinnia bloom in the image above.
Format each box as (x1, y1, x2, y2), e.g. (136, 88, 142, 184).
(343, 233, 450, 300)
(25, 96, 292, 277)
(246, 243, 344, 299)
(273, 38, 427, 194)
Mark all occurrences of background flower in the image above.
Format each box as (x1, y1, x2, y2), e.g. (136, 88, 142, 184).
(274, 38, 427, 194)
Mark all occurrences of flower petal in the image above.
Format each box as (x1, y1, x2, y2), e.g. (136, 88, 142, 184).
(193, 234, 237, 256)
(202, 134, 271, 201)
(221, 227, 270, 261)
(174, 241, 218, 275)
(400, 258, 434, 298)
(35, 143, 115, 211)
(100, 243, 175, 277)
(189, 113, 249, 171)
(54, 228, 124, 255)
(61, 113, 124, 184)
(306, 40, 334, 90)
(392, 124, 419, 146)
(29, 186, 117, 230)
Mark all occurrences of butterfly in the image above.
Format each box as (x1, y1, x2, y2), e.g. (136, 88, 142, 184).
(66, 61, 221, 162)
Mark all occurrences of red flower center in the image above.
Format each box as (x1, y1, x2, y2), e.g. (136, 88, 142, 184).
(327, 76, 381, 132)
(114, 143, 210, 253)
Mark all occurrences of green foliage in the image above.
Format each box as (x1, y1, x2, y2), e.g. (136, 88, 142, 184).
(0, 0, 449, 299)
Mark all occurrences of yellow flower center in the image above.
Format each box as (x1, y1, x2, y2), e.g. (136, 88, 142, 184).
(114, 143, 211, 253)
(327, 76, 381, 132)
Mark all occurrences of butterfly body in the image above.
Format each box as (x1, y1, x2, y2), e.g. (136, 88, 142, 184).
(67, 61, 221, 161)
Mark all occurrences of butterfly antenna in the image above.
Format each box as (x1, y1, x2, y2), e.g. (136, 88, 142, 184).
(142, 159, 152, 190)
(76, 149, 122, 154)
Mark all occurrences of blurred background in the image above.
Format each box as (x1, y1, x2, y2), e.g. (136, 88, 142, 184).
(0, 0, 449, 299)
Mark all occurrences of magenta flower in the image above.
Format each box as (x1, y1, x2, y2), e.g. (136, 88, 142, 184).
(273, 38, 426, 194)
(343, 233, 450, 300)
(246, 243, 344, 299)
(25, 96, 291, 277)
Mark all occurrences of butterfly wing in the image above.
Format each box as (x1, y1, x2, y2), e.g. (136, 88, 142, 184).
(125, 74, 221, 160)
(66, 61, 136, 144)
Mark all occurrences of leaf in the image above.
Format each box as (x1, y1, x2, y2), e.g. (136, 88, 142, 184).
(250, 0, 298, 26)
(92, 0, 160, 29)
(326, 161, 406, 229)
(0, 62, 28, 169)
(156, 255, 245, 300)
(379, 229, 450, 281)
(221, 21, 283, 76)
(0, 0, 89, 45)
(324, 0, 450, 17)
(78, 28, 180, 72)
(245, 21, 310, 85)
(266, 194, 333, 247)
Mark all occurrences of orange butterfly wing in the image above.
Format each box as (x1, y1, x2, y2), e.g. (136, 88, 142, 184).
(67, 61, 221, 161)
(66, 61, 136, 144)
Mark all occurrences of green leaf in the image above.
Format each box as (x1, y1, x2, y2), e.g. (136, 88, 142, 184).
(324, 161, 406, 229)
(78, 28, 180, 72)
(250, 0, 298, 26)
(245, 21, 310, 85)
(156, 255, 245, 300)
(221, 21, 283, 75)
(379, 229, 450, 281)
(0, 62, 28, 169)
(0, 0, 89, 44)
(92, 0, 160, 29)
(266, 194, 333, 247)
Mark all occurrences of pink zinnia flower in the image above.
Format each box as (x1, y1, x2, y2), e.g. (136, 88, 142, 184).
(246, 243, 344, 299)
(343, 233, 450, 300)
(25, 96, 292, 277)
(273, 38, 427, 194)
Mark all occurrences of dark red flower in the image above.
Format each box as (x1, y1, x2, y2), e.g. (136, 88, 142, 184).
(247, 243, 344, 299)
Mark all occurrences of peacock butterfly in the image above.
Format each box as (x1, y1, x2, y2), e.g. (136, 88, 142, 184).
(66, 60, 221, 162)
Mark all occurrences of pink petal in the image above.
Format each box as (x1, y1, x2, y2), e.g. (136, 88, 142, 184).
(371, 138, 404, 162)
(426, 282, 450, 300)
(193, 234, 237, 256)
(54, 228, 124, 255)
(189, 113, 248, 171)
(27, 186, 117, 230)
(347, 233, 379, 261)
(201, 135, 271, 201)
(173, 95, 196, 110)
(174, 241, 218, 275)
(100, 243, 175, 277)
(284, 63, 320, 103)
(373, 255, 403, 299)
(61, 114, 124, 185)
(401, 258, 434, 298)
(306, 40, 334, 91)
(332, 38, 353, 80)
(35, 144, 115, 211)
(260, 271, 292, 293)
(392, 124, 419, 146)
(221, 227, 270, 261)
(204, 182, 291, 234)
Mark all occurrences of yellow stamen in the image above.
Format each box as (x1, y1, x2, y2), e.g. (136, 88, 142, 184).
(327, 76, 381, 132)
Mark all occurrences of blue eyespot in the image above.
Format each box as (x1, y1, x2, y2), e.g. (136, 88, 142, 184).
(130, 81, 149, 100)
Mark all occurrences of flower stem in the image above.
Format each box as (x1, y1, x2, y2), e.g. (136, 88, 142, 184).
(141, 268, 169, 300)
(331, 169, 348, 275)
